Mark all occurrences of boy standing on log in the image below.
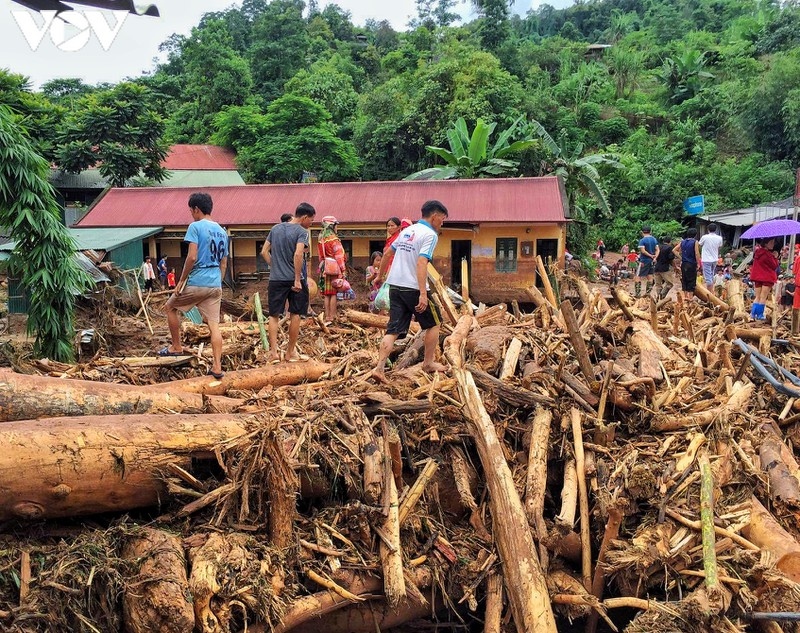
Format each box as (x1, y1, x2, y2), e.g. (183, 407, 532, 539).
(162, 192, 228, 380)
(372, 200, 449, 383)
(262, 202, 316, 363)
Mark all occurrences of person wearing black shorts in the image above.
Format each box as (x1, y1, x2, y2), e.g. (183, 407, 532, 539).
(387, 286, 442, 337)
(372, 200, 450, 382)
(262, 203, 315, 363)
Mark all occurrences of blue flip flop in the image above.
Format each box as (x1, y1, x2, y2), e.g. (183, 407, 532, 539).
(158, 347, 187, 357)
(208, 370, 225, 379)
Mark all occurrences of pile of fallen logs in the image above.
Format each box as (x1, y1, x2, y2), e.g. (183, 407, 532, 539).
(3, 271, 800, 633)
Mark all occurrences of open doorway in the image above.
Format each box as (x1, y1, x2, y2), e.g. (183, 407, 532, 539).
(451, 240, 472, 293)
(535, 239, 559, 288)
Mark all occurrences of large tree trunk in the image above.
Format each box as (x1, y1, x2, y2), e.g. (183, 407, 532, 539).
(444, 315, 558, 633)
(0, 414, 253, 521)
(0, 370, 242, 422)
(158, 361, 331, 395)
(630, 320, 673, 382)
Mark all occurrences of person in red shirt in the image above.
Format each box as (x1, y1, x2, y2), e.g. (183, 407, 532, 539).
(167, 268, 176, 290)
(750, 238, 778, 320)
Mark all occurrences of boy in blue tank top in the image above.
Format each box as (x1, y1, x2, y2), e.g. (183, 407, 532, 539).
(162, 192, 228, 380)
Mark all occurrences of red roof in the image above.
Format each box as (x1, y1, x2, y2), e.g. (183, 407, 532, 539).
(162, 145, 239, 171)
(77, 178, 568, 228)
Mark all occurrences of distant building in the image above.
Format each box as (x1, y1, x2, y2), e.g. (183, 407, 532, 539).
(49, 144, 244, 226)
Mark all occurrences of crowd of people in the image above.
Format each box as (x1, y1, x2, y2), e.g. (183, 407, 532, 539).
(155, 192, 451, 383)
(154, 191, 800, 381)
(595, 221, 800, 324)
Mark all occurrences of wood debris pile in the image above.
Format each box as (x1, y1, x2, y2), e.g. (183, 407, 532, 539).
(2, 272, 800, 633)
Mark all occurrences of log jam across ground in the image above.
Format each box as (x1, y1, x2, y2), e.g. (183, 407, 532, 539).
(2, 276, 800, 632)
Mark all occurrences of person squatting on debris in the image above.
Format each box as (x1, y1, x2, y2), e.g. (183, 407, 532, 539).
(750, 237, 779, 321)
(142, 256, 156, 292)
(372, 200, 450, 383)
(653, 235, 676, 300)
(262, 202, 315, 363)
(635, 225, 659, 297)
(699, 222, 723, 292)
(162, 192, 228, 379)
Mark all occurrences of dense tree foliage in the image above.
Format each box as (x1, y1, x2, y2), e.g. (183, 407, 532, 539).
(57, 83, 168, 187)
(5, 0, 800, 254)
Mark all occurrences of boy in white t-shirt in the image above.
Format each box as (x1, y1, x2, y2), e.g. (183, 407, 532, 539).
(372, 200, 449, 382)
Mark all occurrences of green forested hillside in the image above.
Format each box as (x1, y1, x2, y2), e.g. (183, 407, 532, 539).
(3, 0, 800, 253)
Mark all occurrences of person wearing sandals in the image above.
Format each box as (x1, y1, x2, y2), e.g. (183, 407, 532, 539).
(162, 192, 228, 379)
(262, 202, 316, 363)
(317, 215, 347, 325)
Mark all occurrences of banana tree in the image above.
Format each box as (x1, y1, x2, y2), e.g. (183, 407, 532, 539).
(405, 116, 537, 180)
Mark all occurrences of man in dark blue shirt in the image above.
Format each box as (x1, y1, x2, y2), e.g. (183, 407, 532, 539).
(635, 225, 659, 298)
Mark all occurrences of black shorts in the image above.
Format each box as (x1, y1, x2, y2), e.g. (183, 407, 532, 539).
(681, 261, 697, 292)
(268, 280, 309, 316)
(386, 285, 441, 338)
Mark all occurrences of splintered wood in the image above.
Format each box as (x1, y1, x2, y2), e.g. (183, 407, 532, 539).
(5, 271, 800, 633)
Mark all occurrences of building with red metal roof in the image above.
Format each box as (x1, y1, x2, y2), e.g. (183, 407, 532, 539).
(161, 145, 239, 171)
(78, 177, 569, 303)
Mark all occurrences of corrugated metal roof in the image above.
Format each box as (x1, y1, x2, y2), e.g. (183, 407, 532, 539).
(162, 145, 239, 171)
(0, 227, 162, 252)
(704, 197, 794, 227)
(155, 170, 246, 188)
(76, 178, 569, 228)
(49, 168, 109, 189)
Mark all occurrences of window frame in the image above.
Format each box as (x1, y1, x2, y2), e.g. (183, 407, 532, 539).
(495, 237, 518, 273)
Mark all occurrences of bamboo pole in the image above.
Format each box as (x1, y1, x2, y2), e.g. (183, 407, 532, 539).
(525, 408, 552, 570)
(253, 291, 269, 352)
(380, 428, 406, 606)
(571, 408, 592, 592)
(561, 300, 595, 383)
(461, 257, 470, 304)
(536, 255, 558, 308)
(499, 338, 523, 381)
(398, 459, 438, 524)
(484, 572, 504, 633)
(585, 505, 623, 633)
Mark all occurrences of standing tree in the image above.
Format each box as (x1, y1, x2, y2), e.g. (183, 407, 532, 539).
(406, 117, 537, 180)
(56, 82, 168, 187)
(0, 104, 90, 361)
(528, 119, 623, 216)
(472, 0, 512, 50)
(213, 95, 360, 183)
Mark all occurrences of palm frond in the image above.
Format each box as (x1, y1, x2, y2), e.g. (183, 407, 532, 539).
(528, 119, 561, 156)
(578, 173, 612, 216)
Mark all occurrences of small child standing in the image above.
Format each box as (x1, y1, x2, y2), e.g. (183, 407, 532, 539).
(167, 268, 176, 290)
(781, 276, 796, 314)
(713, 269, 726, 299)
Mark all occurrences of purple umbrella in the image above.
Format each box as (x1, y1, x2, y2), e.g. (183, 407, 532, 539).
(740, 219, 800, 240)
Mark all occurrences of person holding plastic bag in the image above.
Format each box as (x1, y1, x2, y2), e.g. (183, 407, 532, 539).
(372, 200, 450, 383)
(317, 216, 347, 325)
